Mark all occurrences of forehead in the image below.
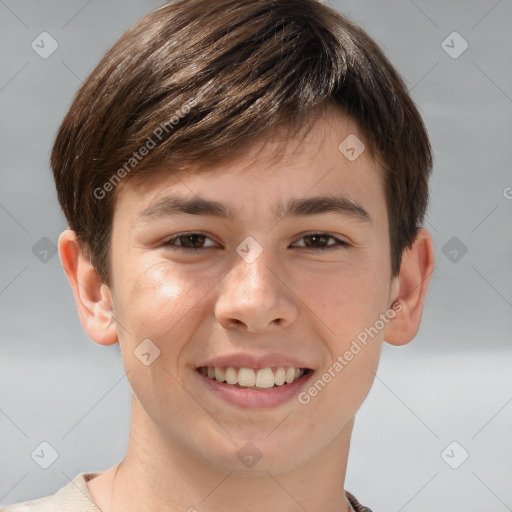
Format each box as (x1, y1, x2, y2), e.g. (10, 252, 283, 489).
(113, 108, 386, 226)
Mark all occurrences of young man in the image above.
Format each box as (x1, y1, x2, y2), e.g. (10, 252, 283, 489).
(2, 0, 434, 510)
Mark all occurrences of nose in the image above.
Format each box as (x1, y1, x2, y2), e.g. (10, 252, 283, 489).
(215, 249, 299, 333)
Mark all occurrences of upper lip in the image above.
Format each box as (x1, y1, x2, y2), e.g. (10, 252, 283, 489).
(197, 353, 314, 370)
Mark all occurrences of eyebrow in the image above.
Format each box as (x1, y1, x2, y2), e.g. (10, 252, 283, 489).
(136, 194, 372, 224)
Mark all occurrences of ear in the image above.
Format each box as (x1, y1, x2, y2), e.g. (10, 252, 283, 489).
(383, 228, 435, 346)
(58, 229, 118, 346)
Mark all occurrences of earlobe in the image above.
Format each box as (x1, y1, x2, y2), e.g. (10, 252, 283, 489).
(58, 229, 118, 346)
(383, 228, 435, 346)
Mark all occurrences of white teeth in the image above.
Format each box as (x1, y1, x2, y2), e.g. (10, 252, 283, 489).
(202, 366, 307, 388)
(238, 367, 256, 387)
(274, 367, 286, 385)
(214, 367, 225, 382)
(225, 366, 238, 385)
(255, 368, 274, 388)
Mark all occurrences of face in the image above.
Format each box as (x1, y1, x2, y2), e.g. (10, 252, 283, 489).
(107, 109, 396, 474)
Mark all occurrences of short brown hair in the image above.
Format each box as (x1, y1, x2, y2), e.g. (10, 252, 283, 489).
(51, 0, 432, 287)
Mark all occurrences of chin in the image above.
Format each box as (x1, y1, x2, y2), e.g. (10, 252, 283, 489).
(191, 435, 310, 476)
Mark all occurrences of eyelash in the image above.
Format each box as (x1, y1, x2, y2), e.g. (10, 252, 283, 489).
(162, 232, 349, 252)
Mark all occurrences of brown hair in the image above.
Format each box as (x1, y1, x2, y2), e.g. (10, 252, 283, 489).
(51, 0, 432, 287)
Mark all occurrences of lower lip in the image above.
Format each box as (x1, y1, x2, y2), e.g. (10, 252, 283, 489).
(196, 370, 314, 409)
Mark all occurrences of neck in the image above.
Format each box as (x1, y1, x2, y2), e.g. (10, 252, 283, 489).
(94, 396, 356, 512)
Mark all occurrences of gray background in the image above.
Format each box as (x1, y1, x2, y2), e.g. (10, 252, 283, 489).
(1, 0, 511, 510)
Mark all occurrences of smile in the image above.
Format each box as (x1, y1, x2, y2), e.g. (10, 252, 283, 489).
(195, 365, 314, 408)
(197, 366, 311, 389)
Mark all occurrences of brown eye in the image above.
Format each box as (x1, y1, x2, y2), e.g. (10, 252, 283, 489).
(292, 233, 348, 250)
(163, 233, 218, 251)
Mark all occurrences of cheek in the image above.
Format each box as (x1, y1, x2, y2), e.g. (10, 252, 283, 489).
(113, 263, 214, 407)
(300, 260, 388, 338)
(114, 261, 214, 351)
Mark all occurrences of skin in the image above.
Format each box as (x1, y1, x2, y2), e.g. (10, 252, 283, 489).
(58, 107, 434, 512)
